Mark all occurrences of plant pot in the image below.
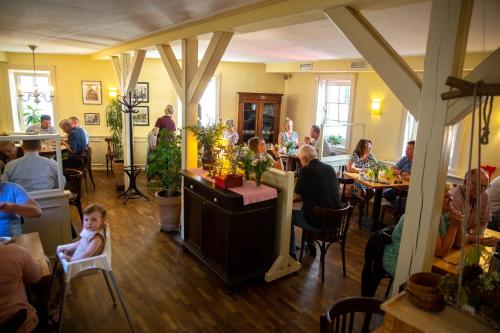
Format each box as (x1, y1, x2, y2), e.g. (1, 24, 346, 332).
(407, 272, 445, 312)
(155, 190, 181, 232)
(201, 146, 215, 170)
(112, 159, 125, 191)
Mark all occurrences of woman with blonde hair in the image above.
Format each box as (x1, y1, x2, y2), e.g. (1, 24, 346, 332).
(278, 118, 299, 147)
(153, 104, 176, 137)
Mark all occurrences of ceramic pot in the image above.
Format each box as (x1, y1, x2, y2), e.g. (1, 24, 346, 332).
(155, 190, 181, 232)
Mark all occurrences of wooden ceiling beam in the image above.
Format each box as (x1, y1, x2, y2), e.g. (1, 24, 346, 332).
(325, 6, 422, 118)
(125, 49, 147, 94)
(156, 44, 182, 97)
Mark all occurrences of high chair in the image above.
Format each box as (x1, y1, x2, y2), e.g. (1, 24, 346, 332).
(48, 223, 135, 333)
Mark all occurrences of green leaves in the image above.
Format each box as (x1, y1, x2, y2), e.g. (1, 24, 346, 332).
(188, 121, 226, 149)
(147, 129, 182, 197)
(105, 98, 123, 160)
(22, 104, 41, 126)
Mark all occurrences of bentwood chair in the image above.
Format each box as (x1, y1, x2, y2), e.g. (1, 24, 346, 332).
(71, 147, 95, 192)
(48, 223, 135, 333)
(63, 168, 83, 237)
(320, 297, 385, 333)
(299, 203, 353, 283)
(338, 177, 366, 230)
(380, 188, 408, 225)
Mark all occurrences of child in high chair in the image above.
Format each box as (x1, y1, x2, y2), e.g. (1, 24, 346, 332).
(57, 204, 106, 261)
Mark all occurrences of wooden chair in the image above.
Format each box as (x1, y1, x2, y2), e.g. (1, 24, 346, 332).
(320, 297, 385, 333)
(105, 137, 114, 176)
(64, 168, 83, 224)
(299, 203, 353, 283)
(380, 188, 408, 225)
(338, 177, 366, 230)
(70, 148, 95, 192)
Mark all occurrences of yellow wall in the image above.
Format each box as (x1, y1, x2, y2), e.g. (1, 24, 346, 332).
(0, 53, 285, 137)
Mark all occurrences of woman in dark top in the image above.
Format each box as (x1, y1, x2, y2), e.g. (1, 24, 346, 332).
(153, 105, 176, 138)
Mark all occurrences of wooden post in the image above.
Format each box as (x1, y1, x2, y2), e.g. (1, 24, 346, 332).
(393, 0, 474, 293)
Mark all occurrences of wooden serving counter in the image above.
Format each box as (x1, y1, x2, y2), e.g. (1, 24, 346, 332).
(182, 170, 277, 289)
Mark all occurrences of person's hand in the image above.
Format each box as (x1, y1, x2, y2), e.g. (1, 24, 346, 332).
(448, 209, 463, 225)
(480, 236, 499, 247)
(60, 141, 69, 148)
(304, 137, 311, 145)
(0, 202, 14, 213)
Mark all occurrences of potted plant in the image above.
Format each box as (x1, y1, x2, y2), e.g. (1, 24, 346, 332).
(147, 129, 182, 232)
(23, 105, 41, 127)
(105, 98, 124, 190)
(328, 134, 343, 146)
(188, 121, 226, 169)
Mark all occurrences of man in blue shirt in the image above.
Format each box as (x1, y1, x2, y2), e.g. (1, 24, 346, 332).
(2, 139, 63, 191)
(69, 116, 89, 145)
(0, 182, 41, 236)
(384, 140, 415, 204)
(59, 119, 87, 168)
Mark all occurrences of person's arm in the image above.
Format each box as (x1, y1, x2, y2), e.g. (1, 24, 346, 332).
(153, 127, 160, 136)
(0, 198, 42, 217)
(435, 212, 462, 257)
(70, 234, 104, 261)
(57, 241, 80, 255)
(20, 247, 42, 285)
(346, 156, 360, 173)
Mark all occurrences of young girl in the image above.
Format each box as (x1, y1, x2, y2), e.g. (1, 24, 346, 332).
(57, 204, 106, 261)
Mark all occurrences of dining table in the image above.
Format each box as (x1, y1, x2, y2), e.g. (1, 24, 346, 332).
(432, 228, 500, 275)
(11, 232, 51, 278)
(342, 172, 410, 231)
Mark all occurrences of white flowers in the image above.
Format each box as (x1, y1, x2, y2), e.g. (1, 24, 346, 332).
(251, 159, 258, 166)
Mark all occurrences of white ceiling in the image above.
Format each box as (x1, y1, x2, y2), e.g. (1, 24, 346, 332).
(1, 0, 499, 62)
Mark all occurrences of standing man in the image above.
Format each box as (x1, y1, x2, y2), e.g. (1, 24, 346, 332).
(25, 115, 57, 134)
(451, 168, 496, 246)
(487, 176, 500, 231)
(59, 119, 87, 168)
(2, 139, 62, 191)
(289, 145, 342, 259)
(69, 116, 89, 146)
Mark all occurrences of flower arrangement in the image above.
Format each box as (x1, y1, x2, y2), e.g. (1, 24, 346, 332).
(188, 121, 227, 169)
(250, 153, 274, 186)
(283, 141, 295, 154)
(362, 160, 391, 183)
(237, 145, 254, 180)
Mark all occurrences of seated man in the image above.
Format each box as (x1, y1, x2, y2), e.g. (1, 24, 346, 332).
(25, 114, 57, 134)
(289, 145, 342, 259)
(2, 139, 63, 191)
(0, 243, 42, 332)
(487, 176, 500, 231)
(451, 168, 497, 246)
(59, 119, 87, 169)
(384, 140, 415, 204)
(0, 182, 42, 236)
(69, 116, 89, 146)
(308, 125, 333, 157)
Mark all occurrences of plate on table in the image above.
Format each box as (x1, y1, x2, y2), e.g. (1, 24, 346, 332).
(0, 236, 12, 245)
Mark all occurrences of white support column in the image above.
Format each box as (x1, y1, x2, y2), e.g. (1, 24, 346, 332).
(324, 6, 422, 118)
(393, 0, 474, 293)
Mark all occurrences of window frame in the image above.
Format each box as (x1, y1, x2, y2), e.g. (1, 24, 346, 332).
(2, 64, 57, 133)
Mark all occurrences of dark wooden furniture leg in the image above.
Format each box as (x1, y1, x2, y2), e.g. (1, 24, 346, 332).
(370, 189, 383, 231)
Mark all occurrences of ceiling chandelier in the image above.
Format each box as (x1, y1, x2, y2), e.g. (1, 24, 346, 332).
(17, 45, 54, 104)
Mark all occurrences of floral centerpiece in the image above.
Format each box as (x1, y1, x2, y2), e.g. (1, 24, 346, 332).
(188, 121, 226, 170)
(362, 160, 392, 183)
(237, 145, 254, 180)
(283, 141, 295, 154)
(250, 153, 274, 186)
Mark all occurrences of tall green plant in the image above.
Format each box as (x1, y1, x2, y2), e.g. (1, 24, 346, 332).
(23, 105, 41, 126)
(147, 130, 182, 197)
(188, 121, 226, 149)
(105, 98, 123, 160)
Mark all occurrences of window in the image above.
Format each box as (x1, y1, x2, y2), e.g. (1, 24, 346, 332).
(400, 110, 462, 172)
(8, 69, 54, 132)
(315, 77, 355, 149)
(176, 76, 218, 128)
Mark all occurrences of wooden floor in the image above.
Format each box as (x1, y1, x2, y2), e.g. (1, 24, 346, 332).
(60, 171, 389, 333)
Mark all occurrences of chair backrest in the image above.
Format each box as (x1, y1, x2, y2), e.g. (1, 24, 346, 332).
(313, 203, 353, 241)
(320, 297, 384, 333)
(63, 168, 83, 201)
(60, 223, 112, 282)
(337, 177, 355, 203)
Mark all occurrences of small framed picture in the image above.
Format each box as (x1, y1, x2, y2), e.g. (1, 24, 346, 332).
(82, 80, 102, 105)
(132, 106, 149, 126)
(134, 82, 149, 103)
(84, 113, 100, 125)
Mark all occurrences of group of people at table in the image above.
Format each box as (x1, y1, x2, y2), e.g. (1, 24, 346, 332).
(0, 115, 108, 332)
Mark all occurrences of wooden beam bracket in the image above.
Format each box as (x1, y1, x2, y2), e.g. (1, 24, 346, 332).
(442, 76, 500, 100)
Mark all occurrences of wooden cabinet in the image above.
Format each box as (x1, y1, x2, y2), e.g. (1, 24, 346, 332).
(237, 92, 283, 144)
(182, 170, 277, 289)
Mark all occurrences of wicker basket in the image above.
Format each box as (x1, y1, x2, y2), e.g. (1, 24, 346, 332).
(407, 272, 445, 312)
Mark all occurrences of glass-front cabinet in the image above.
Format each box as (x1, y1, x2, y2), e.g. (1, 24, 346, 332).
(237, 92, 283, 144)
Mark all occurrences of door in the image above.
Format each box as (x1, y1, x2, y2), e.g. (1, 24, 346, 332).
(260, 101, 278, 144)
(241, 100, 258, 143)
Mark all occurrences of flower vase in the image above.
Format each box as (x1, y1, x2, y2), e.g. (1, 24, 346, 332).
(244, 169, 250, 181)
(201, 146, 215, 170)
(255, 173, 262, 186)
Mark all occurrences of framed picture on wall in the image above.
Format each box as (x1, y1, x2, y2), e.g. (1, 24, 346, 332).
(84, 113, 100, 125)
(82, 80, 102, 105)
(135, 82, 149, 103)
(132, 106, 149, 126)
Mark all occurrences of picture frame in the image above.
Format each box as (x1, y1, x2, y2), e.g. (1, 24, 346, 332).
(84, 113, 100, 125)
(135, 82, 149, 103)
(82, 80, 102, 105)
(132, 106, 149, 126)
